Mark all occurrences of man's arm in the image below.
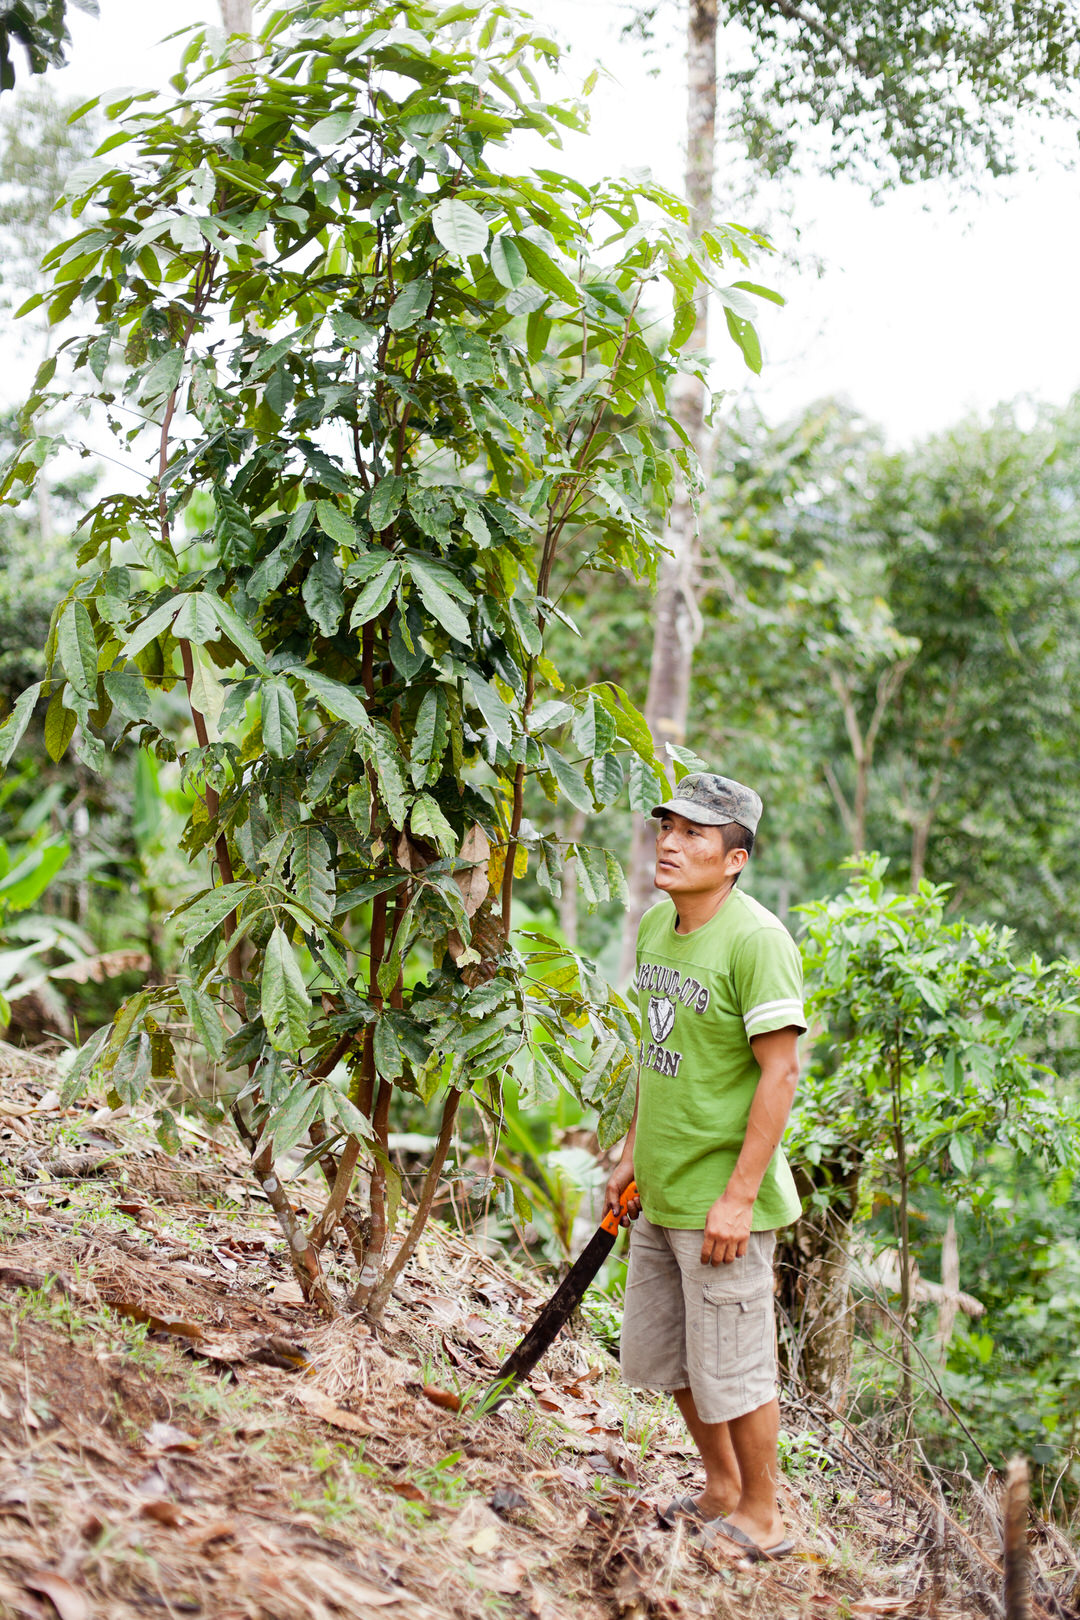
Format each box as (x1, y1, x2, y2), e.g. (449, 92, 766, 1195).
(604, 1080, 641, 1226)
(700, 1026, 800, 1265)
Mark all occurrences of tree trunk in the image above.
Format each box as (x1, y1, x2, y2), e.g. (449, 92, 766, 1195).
(1003, 1457, 1032, 1620)
(219, 0, 252, 29)
(936, 1213, 960, 1355)
(776, 1164, 859, 1411)
(620, 0, 717, 985)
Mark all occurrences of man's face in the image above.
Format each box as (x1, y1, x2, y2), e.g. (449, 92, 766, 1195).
(653, 811, 747, 897)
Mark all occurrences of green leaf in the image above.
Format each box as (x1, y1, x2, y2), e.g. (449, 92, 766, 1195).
(593, 684, 655, 762)
(373, 1015, 406, 1081)
(57, 601, 98, 699)
(302, 547, 345, 637)
(577, 1032, 620, 1105)
(202, 591, 271, 673)
(188, 645, 225, 726)
(948, 1132, 974, 1175)
(348, 558, 399, 625)
(410, 685, 448, 786)
(368, 721, 409, 828)
(291, 666, 371, 732)
(544, 744, 593, 813)
(408, 556, 471, 642)
(432, 198, 489, 257)
(723, 305, 762, 374)
(128, 522, 179, 587)
(120, 597, 180, 661)
(308, 723, 354, 801)
(0, 836, 68, 910)
(139, 348, 184, 403)
(731, 279, 785, 307)
(315, 500, 357, 547)
(628, 755, 665, 814)
(44, 688, 77, 763)
(291, 825, 335, 923)
(268, 1080, 323, 1157)
(468, 673, 514, 749)
(173, 883, 248, 948)
(178, 979, 226, 1061)
(0, 682, 42, 769)
(591, 753, 624, 806)
(388, 278, 431, 330)
(368, 476, 405, 532)
(597, 1053, 637, 1149)
(604, 849, 629, 905)
(171, 593, 220, 644)
(515, 235, 578, 303)
(329, 1087, 373, 1141)
(410, 793, 457, 857)
(262, 678, 299, 759)
(308, 107, 362, 145)
(60, 1026, 110, 1107)
(508, 596, 541, 655)
(490, 234, 526, 289)
(261, 925, 310, 1053)
(575, 844, 609, 907)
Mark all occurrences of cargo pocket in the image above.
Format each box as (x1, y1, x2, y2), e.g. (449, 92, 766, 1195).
(704, 1286, 773, 1378)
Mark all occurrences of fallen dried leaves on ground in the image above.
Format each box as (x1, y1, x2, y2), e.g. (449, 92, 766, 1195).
(0, 1043, 1076, 1620)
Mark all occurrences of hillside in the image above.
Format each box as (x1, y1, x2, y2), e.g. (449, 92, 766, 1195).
(0, 1043, 1076, 1620)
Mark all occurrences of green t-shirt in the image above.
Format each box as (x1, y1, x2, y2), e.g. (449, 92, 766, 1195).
(633, 889, 805, 1231)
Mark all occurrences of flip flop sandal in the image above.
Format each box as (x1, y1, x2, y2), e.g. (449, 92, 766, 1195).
(657, 1495, 709, 1530)
(711, 1518, 795, 1562)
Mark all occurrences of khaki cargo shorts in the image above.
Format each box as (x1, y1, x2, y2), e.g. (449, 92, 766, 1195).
(620, 1216, 777, 1424)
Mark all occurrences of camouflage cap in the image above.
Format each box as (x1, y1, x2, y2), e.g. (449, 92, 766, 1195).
(651, 772, 763, 835)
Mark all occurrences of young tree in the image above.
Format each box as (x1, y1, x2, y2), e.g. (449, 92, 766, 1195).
(787, 857, 1079, 1414)
(868, 405, 1080, 914)
(0, 0, 772, 1315)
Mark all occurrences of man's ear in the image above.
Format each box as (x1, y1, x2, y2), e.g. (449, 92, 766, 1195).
(726, 845, 749, 876)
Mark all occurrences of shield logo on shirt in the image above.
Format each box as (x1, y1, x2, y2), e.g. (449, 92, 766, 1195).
(647, 995, 676, 1045)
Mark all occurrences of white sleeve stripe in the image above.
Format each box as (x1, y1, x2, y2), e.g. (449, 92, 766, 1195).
(743, 997, 804, 1020)
(743, 998, 804, 1029)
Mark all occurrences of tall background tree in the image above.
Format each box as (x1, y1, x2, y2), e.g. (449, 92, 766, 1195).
(620, 0, 1080, 972)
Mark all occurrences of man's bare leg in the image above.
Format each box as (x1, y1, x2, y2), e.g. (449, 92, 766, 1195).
(672, 1388, 741, 1518)
(722, 1396, 786, 1548)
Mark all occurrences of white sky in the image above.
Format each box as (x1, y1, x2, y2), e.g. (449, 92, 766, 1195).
(38, 0, 1080, 446)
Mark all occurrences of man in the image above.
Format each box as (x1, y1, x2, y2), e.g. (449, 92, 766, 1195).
(605, 771, 804, 1562)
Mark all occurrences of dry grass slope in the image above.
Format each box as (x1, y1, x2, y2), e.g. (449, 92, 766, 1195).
(0, 1043, 1076, 1620)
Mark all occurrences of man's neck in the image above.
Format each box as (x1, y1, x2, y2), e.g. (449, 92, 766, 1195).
(672, 880, 737, 934)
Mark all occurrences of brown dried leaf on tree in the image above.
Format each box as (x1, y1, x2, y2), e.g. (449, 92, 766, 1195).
(447, 902, 505, 987)
(454, 824, 491, 917)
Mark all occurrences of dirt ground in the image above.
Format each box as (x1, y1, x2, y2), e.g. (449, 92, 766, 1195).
(0, 1043, 1076, 1620)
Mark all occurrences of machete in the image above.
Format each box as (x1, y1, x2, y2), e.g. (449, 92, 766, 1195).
(478, 1179, 637, 1413)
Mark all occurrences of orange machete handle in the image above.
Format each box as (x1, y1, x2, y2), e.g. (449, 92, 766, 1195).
(600, 1179, 638, 1235)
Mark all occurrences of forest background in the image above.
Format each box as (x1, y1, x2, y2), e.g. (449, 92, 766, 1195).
(1, 0, 1080, 1539)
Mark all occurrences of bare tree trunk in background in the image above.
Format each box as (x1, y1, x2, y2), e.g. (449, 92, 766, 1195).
(823, 658, 913, 855)
(935, 1214, 960, 1354)
(619, 0, 717, 986)
(776, 1163, 859, 1410)
(1003, 1457, 1032, 1620)
(219, 0, 252, 30)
